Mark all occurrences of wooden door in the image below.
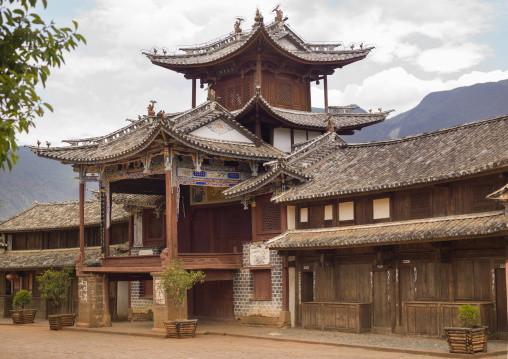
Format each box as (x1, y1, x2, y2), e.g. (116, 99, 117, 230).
(191, 281, 234, 319)
(373, 270, 391, 328)
(301, 271, 314, 303)
(496, 268, 508, 332)
(191, 209, 211, 253)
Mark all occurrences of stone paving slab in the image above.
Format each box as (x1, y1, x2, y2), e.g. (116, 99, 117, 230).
(2, 318, 507, 357)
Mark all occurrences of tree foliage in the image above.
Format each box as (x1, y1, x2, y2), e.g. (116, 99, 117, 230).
(161, 259, 205, 320)
(36, 266, 73, 310)
(0, 0, 86, 170)
(13, 289, 32, 309)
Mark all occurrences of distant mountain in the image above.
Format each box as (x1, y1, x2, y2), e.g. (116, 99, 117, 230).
(347, 79, 508, 143)
(0, 147, 96, 221)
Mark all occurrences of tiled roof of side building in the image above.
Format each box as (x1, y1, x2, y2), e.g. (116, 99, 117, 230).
(0, 244, 128, 270)
(232, 93, 392, 130)
(273, 114, 508, 203)
(0, 200, 129, 233)
(145, 21, 372, 68)
(223, 132, 345, 198)
(268, 211, 508, 250)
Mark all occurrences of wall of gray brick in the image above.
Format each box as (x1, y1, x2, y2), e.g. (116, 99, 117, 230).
(130, 280, 153, 311)
(233, 242, 283, 318)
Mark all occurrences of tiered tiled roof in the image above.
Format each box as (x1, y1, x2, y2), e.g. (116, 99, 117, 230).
(0, 200, 129, 233)
(273, 114, 508, 203)
(0, 244, 128, 270)
(30, 101, 285, 164)
(232, 93, 392, 131)
(268, 211, 508, 250)
(145, 20, 372, 69)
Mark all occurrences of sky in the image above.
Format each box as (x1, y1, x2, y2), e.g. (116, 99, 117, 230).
(16, 0, 508, 147)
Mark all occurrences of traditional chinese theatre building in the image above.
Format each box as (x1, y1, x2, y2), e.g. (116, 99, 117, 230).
(30, 7, 508, 336)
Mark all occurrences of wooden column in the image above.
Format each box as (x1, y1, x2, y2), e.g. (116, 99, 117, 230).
(128, 213, 134, 256)
(282, 261, 289, 311)
(256, 51, 262, 88)
(323, 75, 328, 112)
(255, 104, 261, 148)
(105, 185, 111, 258)
(165, 147, 178, 259)
(192, 78, 196, 108)
(79, 181, 85, 265)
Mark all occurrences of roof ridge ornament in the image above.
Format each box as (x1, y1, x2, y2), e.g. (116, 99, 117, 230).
(205, 83, 216, 102)
(234, 17, 245, 35)
(271, 4, 288, 28)
(147, 100, 157, 116)
(253, 7, 264, 27)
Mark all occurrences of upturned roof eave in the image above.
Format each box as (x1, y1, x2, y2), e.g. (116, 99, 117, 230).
(146, 25, 371, 69)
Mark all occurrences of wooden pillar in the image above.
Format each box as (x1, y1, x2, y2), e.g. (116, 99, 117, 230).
(323, 75, 328, 112)
(282, 265, 289, 311)
(192, 78, 196, 108)
(105, 185, 111, 258)
(256, 51, 262, 88)
(79, 181, 85, 265)
(165, 147, 178, 259)
(255, 104, 261, 148)
(128, 213, 134, 256)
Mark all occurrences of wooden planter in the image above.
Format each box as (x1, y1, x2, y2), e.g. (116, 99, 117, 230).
(444, 327, 488, 354)
(48, 315, 62, 330)
(10, 309, 37, 324)
(178, 319, 198, 338)
(163, 319, 198, 339)
(163, 321, 180, 338)
(60, 314, 76, 326)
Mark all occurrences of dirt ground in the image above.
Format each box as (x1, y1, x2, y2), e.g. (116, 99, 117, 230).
(0, 325, 476, 359)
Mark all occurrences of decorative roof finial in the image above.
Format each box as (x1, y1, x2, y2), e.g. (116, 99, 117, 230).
(37, 140, 41, 148)
(234, 17, 245, 34)
(148, 100, 157, 116)
(253, 7, 263, 27)
(46, 141, 51, 148)
(205, 83, 216, 102)
(326, 118, 335, 132)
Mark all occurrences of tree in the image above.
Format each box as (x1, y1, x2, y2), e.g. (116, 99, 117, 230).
(0, 0, 86, 170)
(161, 259, 205, 320)
(36, 266, 73, 312)
(13, 289, 32, 309)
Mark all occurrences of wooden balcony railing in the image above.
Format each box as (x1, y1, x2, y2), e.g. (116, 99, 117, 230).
(97, 252, 242, 272)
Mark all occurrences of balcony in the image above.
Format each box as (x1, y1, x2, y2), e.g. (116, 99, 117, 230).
(81, 252, 242, 273)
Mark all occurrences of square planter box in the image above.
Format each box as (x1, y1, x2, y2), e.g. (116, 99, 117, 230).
(444, 327, 488, 354)
(163, 319, 198, 339)
(10, 309, 36, 324)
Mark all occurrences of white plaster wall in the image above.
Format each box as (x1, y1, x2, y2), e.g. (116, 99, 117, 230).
(190, 123, 252, 143)
(273, 128, 292, 152)
(293, 130, 307, 144)
(373, 198, 390, 219)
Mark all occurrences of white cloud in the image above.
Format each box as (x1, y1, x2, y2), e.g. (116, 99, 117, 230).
(15, 0, 508, 147)
(320, 67, 508, 114)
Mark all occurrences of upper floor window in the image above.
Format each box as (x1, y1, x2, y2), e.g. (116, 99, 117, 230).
(338, 201, 354, 222)
(472, 183, 496, 213)
(300, 207, 308, 223)
(373, 198, 390, 220)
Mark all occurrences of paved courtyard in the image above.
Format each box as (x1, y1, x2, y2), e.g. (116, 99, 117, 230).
(0, 324, 503, 359)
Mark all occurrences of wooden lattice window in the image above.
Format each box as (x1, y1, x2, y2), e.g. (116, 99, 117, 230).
(218, 88, 226, 107)
(472, 183, 496, 212)
(277, 82, 292, 104)
(410, 191, 431, 219)
(235, 85, 242, 106)
(227, 86, 234, 108)
(261, 202, 281, 232)
(242, 82, 251, 104)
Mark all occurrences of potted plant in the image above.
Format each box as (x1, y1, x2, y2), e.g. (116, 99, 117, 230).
(161, 259, 205, 338)
(444, 304, 488, 354)
(36, 267, 74, 330)
(11, 289, 36, 324)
